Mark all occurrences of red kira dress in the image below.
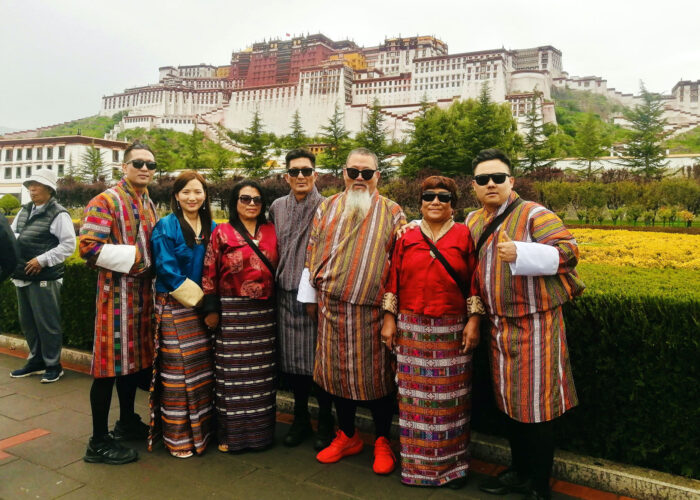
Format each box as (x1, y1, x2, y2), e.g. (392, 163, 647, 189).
(201, 221, 279, 451)
(383, 221, 481, 486)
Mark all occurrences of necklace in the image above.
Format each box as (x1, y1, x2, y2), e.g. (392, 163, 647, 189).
(185, 215, 202, 244)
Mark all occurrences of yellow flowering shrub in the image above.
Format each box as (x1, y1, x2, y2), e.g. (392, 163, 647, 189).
(571, 228, 700, 270)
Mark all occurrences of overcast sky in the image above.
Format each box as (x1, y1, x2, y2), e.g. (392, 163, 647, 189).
(1, 0, 698, 131)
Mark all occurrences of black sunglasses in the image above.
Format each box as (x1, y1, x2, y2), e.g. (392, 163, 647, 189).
(421, 191, 452, 203)
(474, 173, 510, 186)
(126, 159, 157, 170)
(345, 167, 377, 181)
(238, 195, 262, 206)
(287, 167, 315, 177)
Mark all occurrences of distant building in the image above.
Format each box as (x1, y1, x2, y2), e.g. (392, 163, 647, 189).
(0, 136, 128, 204)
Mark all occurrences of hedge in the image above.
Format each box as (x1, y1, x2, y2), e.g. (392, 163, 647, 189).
(1, 262, 698, 478)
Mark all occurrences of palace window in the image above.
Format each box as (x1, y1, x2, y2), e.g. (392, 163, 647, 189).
(16, 150, 22, 161)
(15, 167, 21, 178)
(4, 167, 10, 179)
(58, 146, 65, 159)
(58, 165, 64, 176)
(25, 166, 31, 177)
(47, 147, 53, 160)
(113, 150, 119, 162)
(26, 148, 32, 160)
(4, 150, 10, 161)
(36, 147, 42, 160)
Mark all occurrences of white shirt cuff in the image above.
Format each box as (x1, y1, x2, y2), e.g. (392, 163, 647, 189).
(96, 244, 136, 273)
(296, 268, 317, 303)
(508, 242, 559, 276)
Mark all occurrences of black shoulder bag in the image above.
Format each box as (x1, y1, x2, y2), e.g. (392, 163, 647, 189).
(474, 198, 523, 256)
(420, 230, 469, 299)
(232, 222, 276, 276)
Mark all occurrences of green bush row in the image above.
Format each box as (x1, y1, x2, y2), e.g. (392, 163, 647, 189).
(1, 262, 698, 478)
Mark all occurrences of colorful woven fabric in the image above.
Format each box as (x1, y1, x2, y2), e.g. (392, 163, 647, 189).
(465, 192, 581, 423)
(148, 294, 214, 455)
(305, 190, 406, 307)
(79, 179, 157, 378)
(465, 191, 584, 318)
(215, 297, 277, 451)
(277, 289, 317, 376)
(395, 312, 472, 486)
(314, 292, 394, 400)
(489, 307, 578, 423)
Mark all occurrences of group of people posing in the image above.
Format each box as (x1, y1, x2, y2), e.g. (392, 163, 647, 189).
(6, 142, 584, 500)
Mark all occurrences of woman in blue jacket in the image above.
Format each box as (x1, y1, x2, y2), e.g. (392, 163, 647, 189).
(148, 170, 215, 458)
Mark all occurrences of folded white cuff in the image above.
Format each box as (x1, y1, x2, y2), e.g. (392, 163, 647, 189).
(296, 268, 317, 303)
(508, 242, 559, 276)
(170, 278, 204, 308)
(96, 244, 136, 273)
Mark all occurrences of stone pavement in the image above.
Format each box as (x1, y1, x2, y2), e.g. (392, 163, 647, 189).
(0, 352, 622, 500)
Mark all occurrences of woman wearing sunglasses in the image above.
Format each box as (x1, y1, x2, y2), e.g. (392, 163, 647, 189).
(381, 175, 484, 488)
(148, 170, 216, 459)
(201, 180, 279, 453)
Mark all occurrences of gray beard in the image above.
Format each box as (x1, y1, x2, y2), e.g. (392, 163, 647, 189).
(344, 189, 371, 219)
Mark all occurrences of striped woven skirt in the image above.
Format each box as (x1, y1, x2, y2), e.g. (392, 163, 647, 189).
(277, 289, 317, 376)
(489, 306, 578, 423)
(148, 294, 214, 455)
(314, 292, 395, 401)
(215, 296, 276, 451)
(395, 312, 472, 486)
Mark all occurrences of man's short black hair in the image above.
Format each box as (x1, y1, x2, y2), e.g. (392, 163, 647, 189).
(123, 141, 154, 163)
(472, 148, 512, 174)
(285, 148, 315, 169)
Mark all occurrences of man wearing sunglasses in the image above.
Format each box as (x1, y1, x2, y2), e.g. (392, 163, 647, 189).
(298, 147, 406, 476)
(467, 149, 585, 500)
(269, 149, 335, 451)
(79, 142, 159, 465)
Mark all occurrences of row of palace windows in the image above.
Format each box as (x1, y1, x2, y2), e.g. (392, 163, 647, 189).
(3, 164, 65, 180)
(2, 146, 65, 162)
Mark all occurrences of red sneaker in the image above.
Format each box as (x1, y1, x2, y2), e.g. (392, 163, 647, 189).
(316, 430, 364, 463)
(372, 436, 396, 475)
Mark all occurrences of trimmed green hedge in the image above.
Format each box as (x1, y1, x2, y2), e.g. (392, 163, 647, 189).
(1, 262, 698, 478)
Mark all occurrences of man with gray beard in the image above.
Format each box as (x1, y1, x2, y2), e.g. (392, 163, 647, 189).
(298, 148, 406, 475)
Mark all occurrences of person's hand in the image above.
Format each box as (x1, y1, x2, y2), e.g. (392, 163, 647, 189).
(24, 257, 43, 276)
(381, 313, 397, 349)
(396, 221, 419, 239)
(461, 316, 480, 353)
(204, 312, 219, 330)
(497, 232, 517, 262)
(305, 303, 318, 320)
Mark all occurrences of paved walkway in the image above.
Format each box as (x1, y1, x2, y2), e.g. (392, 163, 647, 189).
(0, 352, 624, 500)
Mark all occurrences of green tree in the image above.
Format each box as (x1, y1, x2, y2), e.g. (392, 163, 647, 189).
(355, 99, 389, 173)
(205, 141, 235, 182)
(239, 111, 270, 177)
(520, 92, 553, 174)
(285, 110, 308, 150)
(79, 143, 106, 182)
(462, 83, 521, 173)
(185, 128, 206, 171)
(317, 103, 352, 176)
(575, 113, 607, 180)
(618, 84, 669, 179)
(0, 194, 21, 214)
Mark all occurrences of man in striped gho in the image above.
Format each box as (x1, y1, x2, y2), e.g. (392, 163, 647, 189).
(466, 149, 585, 500)
(298, 148, 406, 475)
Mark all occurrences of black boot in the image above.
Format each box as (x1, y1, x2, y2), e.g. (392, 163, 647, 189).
(112, 413, 149, 441)
(284, 412, 312, 447)
(314, 409, 335, 451)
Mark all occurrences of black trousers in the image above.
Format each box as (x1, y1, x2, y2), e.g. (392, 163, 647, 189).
(285, 373, 333, 419)
(331, 391, 395, 439)
(505, 413, 557, 496)
(89, 369, 148, 439)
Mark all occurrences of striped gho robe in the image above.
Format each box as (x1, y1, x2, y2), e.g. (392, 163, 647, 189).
(79, 179, 158, 378)
(306, 189, 406, 400)
(465, 191, 585, 423)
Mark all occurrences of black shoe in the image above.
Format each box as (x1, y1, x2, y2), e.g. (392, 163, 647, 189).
(283, 415, 313, 447)
(84, 435, 138, 465)
(10, 364, 45, 378)
(523, 489, 551, 500)
(479, 468, 531, 495)
(446, 477, 468, 489)
(313, 412, 335, 451)
(112, 414, 149, 441)
(41, 366, 64, 383)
